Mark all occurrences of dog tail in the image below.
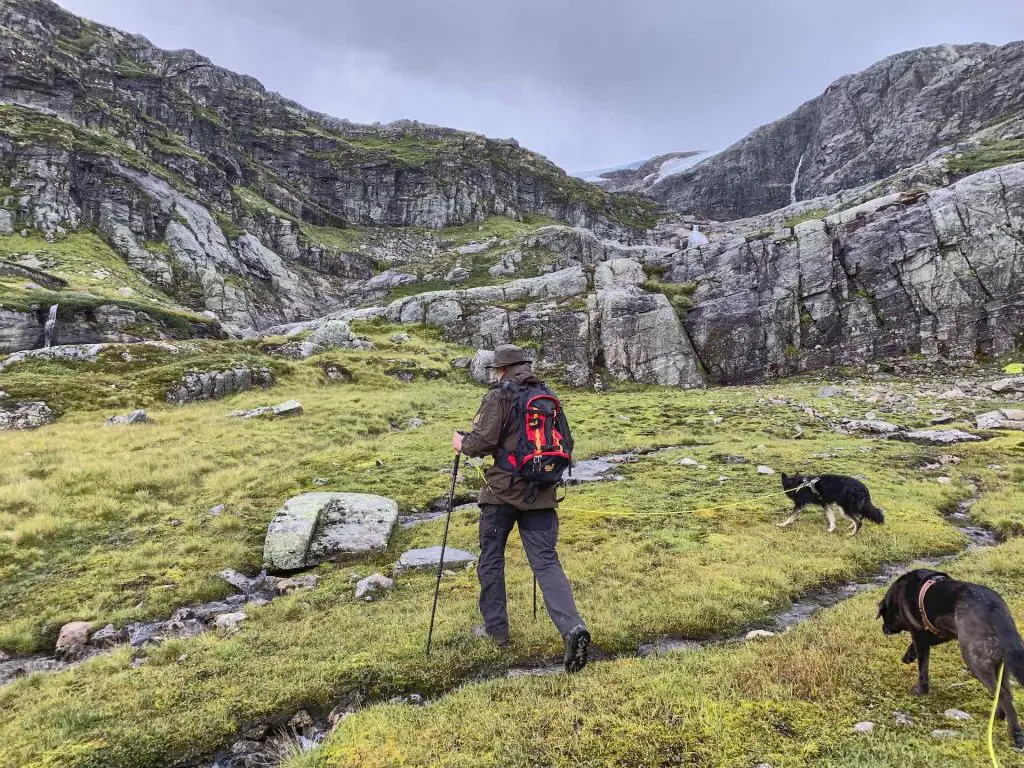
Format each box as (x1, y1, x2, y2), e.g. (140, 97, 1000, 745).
(863, 502, 885, 524)
(995, 612, 1024, 685)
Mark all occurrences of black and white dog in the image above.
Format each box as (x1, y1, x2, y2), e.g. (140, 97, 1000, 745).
(778, 473, 885, 536)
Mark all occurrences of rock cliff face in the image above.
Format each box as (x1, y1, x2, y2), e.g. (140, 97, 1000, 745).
(648, 43, 1024, 220)
(0, 0, 652, 342)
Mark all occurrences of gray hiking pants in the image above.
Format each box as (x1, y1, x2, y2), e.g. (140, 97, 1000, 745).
(477, 503, 584, 638)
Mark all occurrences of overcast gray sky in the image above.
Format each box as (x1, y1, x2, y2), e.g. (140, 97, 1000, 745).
(59, 0, 1024, 173)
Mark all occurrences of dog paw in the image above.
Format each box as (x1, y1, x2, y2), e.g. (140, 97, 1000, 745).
(1012, 731, 1024, 751)
(901, 648, 917, 664)
(912, 683, 929, 696)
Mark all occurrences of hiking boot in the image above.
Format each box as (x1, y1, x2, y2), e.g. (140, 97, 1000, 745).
(563, 624, 590, 673)
(473, 624, 509, 647)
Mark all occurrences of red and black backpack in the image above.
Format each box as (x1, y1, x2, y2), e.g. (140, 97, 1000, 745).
(495, 381, 573, 502)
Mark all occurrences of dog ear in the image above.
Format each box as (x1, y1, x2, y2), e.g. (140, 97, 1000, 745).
(876, 599, 885, 619)
(781, 472, 789, 482)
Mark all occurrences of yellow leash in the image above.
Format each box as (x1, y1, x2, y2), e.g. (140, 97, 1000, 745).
(988, 662, 1005, 768)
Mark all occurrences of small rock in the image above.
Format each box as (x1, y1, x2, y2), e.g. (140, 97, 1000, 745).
(938, 454, 961, 465)
(275, 575, 318, 595)
(817, 386, 843, 398)
(718, 455, 747, 465)
(168, 519, 182, 527)
(989, 377, 1024, 393)
(0, 390, 6, 400)
(329, 692, 364, 725)
(988, 464, 1004, 470)
(894, 711, 914, 727)
(219, 568, 252, 592)
(55, 621, 93, 661)
(355, 574, 394, 601)
(104, 409, 153, 426)
(678, 458, 700, 466)
(717, 476, 728, 483)
(312, 478, 329, 487)
(930, 414, 955, 425)
(937, 476, 953, 485)
(853, 721, 875, 734)
(390, 333, 411, 343)
(231, 739, 262, 757)
(931, 729, 961, 740)
(213, 612, 247, 631)
(89, 623, 127, 648)
(944, 708, 971, 721)
(208, 504, 225, 516)
(756, 465, 775, 475)
(288, 710, 315, 731)
(408, 417, 424, 429)
(745, 630, 775, 640)
(241, 723, 270, 741)
(229, 400, 304, 420)
(900, 429, 981, 445)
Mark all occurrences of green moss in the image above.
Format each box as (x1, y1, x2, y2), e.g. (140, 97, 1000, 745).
(213, 211, 245, 241)
(947, 138, 1024, 176)
(113, 56, 155, 79)
(745, 227, 775, 241)
(232, 186, 299, 224)
(784, 208, 827, 228)
(642, 276, 698, 318)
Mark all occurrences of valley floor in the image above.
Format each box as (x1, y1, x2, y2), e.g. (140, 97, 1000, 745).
(1, 324, 1023, 768)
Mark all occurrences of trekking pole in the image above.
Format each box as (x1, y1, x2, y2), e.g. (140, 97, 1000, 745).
(426, 449, 461, 657)
(532, 576, 538, 620)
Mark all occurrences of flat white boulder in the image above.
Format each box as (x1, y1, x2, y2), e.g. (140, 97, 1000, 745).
(398, 546, 476, 571)
(263, 493, 399, 572)
(900, 430, 981, 445)
(976, 409, 1024, 430)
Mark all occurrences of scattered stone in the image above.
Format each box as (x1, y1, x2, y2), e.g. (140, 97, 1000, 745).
(166, 366, 274, 406)
(231, 739, 262, 757)
(976, 409, 1024, 430)
(328, 691, 364, 726)
(717, 454, 747, 465)
(89, 623, 127, 648)
(229, 400, 304, 420)
(213, 612, 247, 631)
(900, 429, 981, 445)
(241, 723, 270, 741)
(842, 419, 903, 434)
(853, 721, 875, 734)
(275, 575, 319, 595)
(208, 504, 225, 516)
(930, 414, 955, 425)
(312, 477, 329, 487)
(938, 388, 968, 400)
(937, 476, 953, 484)
(263, 492, 399, 572)
(894, 711, 914, 727)
(745, 629, 775, 640)
(354, 574, 394, 601)
(450, 357, 472, 369)
(938, 454, 961, 465)
(944, 708, 971, 721)
(756, 465, 775, 475)
(168, 519, 182, 527)
(931, 729, 961, 740)
(0, 401, 55, 431)
(397, 546, 476, 572)
(408, 417, 424, 429)
(989, 377, 1024, 393)
(264, 341, 322, 360)
(104, 409, 152, 427)
(307, 320, 375, 350)
(678, 458, 700, 467)
(323, 364, 353, 382)
(390, 332, 411, 343)
(817, 386, 843, 398)
(219, 569, 252, 592)
(288, 710, 315, 732)
(55, 621, 93, 661)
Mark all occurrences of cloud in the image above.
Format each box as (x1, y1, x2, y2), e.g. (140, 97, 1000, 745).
(57, 0, 1024, 171)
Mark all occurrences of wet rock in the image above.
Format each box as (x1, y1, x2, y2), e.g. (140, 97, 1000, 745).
(899, 429, 981, 445)
(231, 739, 262, 757)
(944, 708, 971, 721)
(89, 624, 127, 648)
(756, 465, 775, 475)
(853, 721, 875, 734)
(329, 691, 365, 726)
(54, 621, 93, 661)
(219, 569, 252, 592)
(288, 709, 316, 732)
(397, 546, 476, 572)
(229, 400, 304, 420)
(214, 612, 247, 631)
(263, 492, 399, 572)
(105, 409, 152, 426)
(354, 574, 394, 601)
(0, 401, 54, 430)
(241, 723, 270, 741)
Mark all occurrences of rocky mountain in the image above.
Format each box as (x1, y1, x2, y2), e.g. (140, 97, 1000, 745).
(0, 0, 655, 346)
(583, 150, 717, 193)
(649, 42, 1024, 220)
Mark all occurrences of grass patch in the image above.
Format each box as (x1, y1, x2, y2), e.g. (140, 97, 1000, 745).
(643, 276, 698, 317)
(784, 208, 827, 229)
(947, 138, 1024, 176)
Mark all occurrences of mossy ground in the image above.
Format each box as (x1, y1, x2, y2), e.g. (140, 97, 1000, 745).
(1, 335, 1023, 768)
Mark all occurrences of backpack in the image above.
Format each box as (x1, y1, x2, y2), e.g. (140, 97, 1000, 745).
(495, 381, 573, 502)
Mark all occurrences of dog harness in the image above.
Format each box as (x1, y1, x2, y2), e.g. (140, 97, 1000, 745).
(917, 575, 947, 636)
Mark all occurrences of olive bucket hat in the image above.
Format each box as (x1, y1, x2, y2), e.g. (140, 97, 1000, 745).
(485, 344, 532, 369)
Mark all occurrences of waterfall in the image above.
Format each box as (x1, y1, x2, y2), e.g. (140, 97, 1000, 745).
(44, 304, 58, 349)
(790, 152, 806, 206)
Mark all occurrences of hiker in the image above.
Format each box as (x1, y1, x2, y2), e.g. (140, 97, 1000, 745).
(452, 344, 591, 672)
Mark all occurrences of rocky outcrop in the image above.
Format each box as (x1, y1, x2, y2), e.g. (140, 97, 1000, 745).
(659, 162, 1024, 383)
(165, 366, 274, 405)
(263, 493, 399, 572)
(0, 400, 54, 430)
(650, 43, 1024, 219)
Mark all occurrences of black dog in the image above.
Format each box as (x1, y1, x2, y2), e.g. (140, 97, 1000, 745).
(878, 568, 1024, 749)
(778, 473, 884, 536)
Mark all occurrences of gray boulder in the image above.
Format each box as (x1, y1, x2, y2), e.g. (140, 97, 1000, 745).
(397, 546, 476, 572)
(817, 386, 844, 398)
(54, 621, 93, 661)
(989, 377, 1024, 393)
(354, 574, 394, 601)
(899, 430, 981, 445)
(166, 366, 274, 405)
(229, 400, 304, 420)
(105, 409, 152, 426)
(841, 419, 903, 435)
(976, 409, 1024, 430)
(469, 350, 496, 384)
(263, 493, 399, 572)
(307, 320, 374, 350)
(0, 401, 54, 430)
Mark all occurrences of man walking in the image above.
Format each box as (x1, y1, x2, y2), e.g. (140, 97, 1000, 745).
(452, 344, 590, 673)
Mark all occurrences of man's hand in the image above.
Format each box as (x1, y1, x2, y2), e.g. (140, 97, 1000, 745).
(452, 431, 464, 453)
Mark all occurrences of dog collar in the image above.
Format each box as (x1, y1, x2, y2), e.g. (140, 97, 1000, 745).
(917, 575, 946, 636)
